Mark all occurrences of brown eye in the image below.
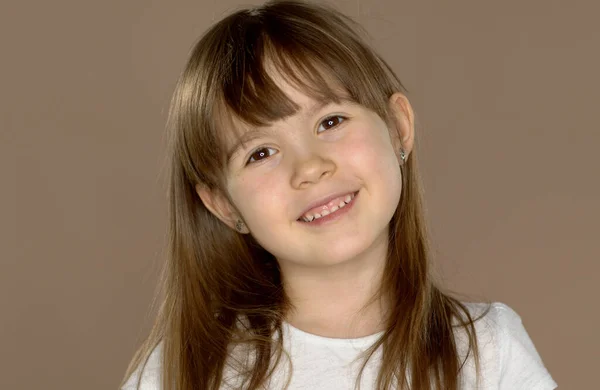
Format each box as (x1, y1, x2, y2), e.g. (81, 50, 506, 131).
(318, 115, 346, 132)
(246, 147, 276, 164)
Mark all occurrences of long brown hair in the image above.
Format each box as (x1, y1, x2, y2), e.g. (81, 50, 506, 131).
(121, 1, 491, 389)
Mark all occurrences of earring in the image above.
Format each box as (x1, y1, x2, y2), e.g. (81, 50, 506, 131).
(235, 219, 245, 232)
(399, 148, 406, 165)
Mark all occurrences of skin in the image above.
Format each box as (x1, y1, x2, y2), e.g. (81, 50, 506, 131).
(196, 77, 415, 338)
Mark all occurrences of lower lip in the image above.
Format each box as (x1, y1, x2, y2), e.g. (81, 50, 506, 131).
(297, 191, 359, 227)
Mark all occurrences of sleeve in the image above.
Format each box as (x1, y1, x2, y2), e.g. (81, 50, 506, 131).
(494, 303, 558, 390)
(121, 343, 163, 390)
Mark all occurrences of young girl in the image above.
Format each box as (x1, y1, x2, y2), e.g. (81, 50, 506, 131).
(121, 1, 557, 389)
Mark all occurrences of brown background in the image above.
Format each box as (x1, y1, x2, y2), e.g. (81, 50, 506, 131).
(2, 0, 598, 388)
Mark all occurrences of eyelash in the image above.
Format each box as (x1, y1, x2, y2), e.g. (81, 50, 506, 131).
(245, 115, 348, 165)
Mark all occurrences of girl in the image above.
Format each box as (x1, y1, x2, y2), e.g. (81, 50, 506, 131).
(121, 1, 557, 389)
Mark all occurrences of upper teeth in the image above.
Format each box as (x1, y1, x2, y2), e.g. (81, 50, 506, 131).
(301, 193, 355, 222)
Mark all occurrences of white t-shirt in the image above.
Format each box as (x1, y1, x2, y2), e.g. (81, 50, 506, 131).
(122, 302, 557, 389)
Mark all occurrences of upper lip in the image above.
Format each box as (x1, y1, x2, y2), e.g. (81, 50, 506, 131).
(296, 190, 358, 220)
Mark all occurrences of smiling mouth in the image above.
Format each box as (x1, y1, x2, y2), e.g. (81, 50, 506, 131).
(296, 190, 359, 223)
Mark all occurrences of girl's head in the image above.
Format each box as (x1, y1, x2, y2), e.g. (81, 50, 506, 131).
(124, 1, 487, 389)
(172, 0, 417, 273)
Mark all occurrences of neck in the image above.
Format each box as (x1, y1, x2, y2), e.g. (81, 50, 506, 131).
(280, 232, 390, 339)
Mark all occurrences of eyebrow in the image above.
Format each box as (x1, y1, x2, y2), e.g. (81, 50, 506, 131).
(226, 99, 337, 163)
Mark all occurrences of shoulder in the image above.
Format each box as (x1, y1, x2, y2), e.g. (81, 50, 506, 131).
(119, 339, 248, 390)
(121, 342, 163, 390)
(455, 302, 558, 390)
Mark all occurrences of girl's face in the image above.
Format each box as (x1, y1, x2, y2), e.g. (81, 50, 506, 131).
(199, 76, 414, 271)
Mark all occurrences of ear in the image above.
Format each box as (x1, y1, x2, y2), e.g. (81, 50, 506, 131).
(388, 92, 415, 163)
(195, 183, 249, 233)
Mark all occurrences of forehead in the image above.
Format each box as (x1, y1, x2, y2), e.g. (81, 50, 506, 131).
(218, 68, 351, 147)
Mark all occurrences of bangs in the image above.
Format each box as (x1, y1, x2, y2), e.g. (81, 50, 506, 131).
(219, 37, 351, 129)
(214, 49, 351, 155)
(212, 1, 405, 143)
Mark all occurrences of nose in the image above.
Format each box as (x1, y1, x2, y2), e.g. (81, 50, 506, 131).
(291, 154, 336, 189)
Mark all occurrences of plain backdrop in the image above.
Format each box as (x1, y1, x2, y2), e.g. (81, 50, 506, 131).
(2, 0, 598, 389)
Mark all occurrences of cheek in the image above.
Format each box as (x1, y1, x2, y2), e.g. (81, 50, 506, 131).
(233, 176, 287, 218)
(344, 127, 397, 170)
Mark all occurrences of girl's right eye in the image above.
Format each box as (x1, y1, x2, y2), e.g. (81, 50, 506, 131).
(246, 147, 277, 165)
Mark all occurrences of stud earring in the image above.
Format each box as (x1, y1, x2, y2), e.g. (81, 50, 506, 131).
(399, 148, 406, 165)
(235, 219, 245, 232)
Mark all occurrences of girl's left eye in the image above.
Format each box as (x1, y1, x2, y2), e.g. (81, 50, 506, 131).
(318, 115, 346, 133)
